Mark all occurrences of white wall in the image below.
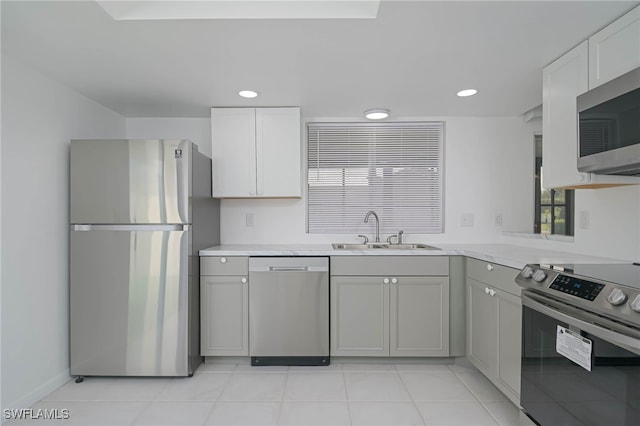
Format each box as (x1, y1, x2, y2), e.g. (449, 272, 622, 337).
(127, 116, 539, 244)
(125, 117, 212, 158)
(503, 185, 640, 261)
(1, 54, 125, 412)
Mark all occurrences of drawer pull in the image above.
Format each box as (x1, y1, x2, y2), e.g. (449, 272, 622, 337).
(220, 257, 227, 263)
(241, 277, 247, 284)
(487, 264, 494, 271)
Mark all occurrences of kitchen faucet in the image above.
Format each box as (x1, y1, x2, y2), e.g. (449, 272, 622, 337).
(364, 210, 380, 242)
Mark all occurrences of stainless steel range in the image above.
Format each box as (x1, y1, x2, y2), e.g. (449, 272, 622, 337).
(516, 263, 640, 426)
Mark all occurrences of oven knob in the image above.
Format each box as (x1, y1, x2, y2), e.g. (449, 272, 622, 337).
(629, 295, 640, 312)
(532, 269, 547, 283)
(607, 288, 627, 306)
(521, 266, 533, 279)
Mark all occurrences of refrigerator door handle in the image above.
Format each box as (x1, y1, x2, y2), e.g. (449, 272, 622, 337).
(71, 224, 190, 231)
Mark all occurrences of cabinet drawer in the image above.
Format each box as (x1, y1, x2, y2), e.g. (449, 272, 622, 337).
(331, 256, 448, 276)
(466, 258, 520, 296)
(201, 256, 248, 276)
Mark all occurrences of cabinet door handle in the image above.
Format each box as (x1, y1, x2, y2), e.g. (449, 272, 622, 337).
(487, 264, 494, 271)
(241, 277, 247, 284)
(484, 287, 490, 294)
(383, 278, 390, 284)
(391, 278, 398, 284)
(489, 289, 496, 297)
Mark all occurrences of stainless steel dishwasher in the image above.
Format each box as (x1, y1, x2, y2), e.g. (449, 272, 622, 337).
(249, 257, 329, 366)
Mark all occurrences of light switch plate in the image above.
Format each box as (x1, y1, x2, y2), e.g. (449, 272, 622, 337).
(461, 213, 475, 227)
(579, 210, 590, 229)
(246, 212, 255, 227)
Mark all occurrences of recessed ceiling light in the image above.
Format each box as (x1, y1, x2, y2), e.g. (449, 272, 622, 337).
(239, 90, 258, 98)
(457, 89, 478, 97)
(364, 109, 390, 120)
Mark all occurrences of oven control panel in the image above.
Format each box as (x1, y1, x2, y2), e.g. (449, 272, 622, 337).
(549, 275, 605, 301)
(516, 263, 640, 327)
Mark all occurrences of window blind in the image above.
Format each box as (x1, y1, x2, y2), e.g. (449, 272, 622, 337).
(307, 122, 444, 234)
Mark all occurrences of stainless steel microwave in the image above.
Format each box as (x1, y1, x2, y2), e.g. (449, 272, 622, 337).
(577, 66, 640, 176)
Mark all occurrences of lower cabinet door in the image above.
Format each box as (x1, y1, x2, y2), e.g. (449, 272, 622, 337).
(390, 276, 450, 356)
(330, 276, 389, 356)
(496, 290, 522, 403)
(201, 276, 249, 356)
(466, 279, 499, 377)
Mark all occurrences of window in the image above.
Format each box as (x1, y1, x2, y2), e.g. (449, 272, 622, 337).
(534, 135, 574, 236)
(307, 122, 444, 234)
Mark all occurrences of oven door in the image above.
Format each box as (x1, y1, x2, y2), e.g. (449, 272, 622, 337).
(521, 293, 640, 426)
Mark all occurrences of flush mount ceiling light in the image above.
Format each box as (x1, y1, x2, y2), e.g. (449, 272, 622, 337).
(96, 1, 381, 20)
(364, 109, 390, 120)
(238, 90, 258, 98)
(457, 89, 478, 97)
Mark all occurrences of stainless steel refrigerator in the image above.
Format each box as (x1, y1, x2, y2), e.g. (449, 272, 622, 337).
(69, 139, 219, 377)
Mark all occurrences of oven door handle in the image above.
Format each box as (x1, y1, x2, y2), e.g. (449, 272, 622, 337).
(522, 293, 640, 356)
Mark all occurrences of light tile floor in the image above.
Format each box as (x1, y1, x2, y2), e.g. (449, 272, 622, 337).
(7, 362, 537, 426)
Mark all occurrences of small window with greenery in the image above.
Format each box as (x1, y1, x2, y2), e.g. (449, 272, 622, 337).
(534, 135, 574, 236)
(306, 122, 444, 234)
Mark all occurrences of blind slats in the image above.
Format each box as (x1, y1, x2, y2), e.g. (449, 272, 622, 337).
(307, 122, 444, 234)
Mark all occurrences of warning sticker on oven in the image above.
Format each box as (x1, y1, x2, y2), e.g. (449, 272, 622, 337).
(556, 325, 592, 371)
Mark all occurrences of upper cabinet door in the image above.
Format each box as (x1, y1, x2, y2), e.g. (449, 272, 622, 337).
(589, 5, 640, 89)
(256, 108, 301, 197)
(211, 108, 257, 197)
(542, 41, 591, 189)
(211, 107, 301, 198)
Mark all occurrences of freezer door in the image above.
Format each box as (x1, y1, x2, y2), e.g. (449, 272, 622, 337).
(70, 227, 194, 376)
(70, 139, 191, 224)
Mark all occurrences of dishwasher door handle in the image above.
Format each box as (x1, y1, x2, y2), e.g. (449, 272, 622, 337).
(269, 266, 309, 272)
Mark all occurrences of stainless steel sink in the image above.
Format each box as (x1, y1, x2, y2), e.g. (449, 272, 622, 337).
(331, 243, 390, 250)
(388, 243, 440, 250)
(331, 243, 440, 250)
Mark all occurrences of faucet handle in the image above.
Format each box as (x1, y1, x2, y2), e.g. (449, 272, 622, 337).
(397, 230, 404, 244)
(357, 234, 369, 244)
(387, 234, 398, 244)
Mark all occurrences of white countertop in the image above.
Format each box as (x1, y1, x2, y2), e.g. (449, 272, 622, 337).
(199, 243, 625, 269)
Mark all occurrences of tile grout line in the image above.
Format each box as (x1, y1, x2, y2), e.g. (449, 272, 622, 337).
(201, 367, 236, 425)
(275, 370, 291, 425)
(479, 401, 507, 426)
(126, 400, 156, 426)
(396, 370, 428, 426)
(341, 370, 355, 426)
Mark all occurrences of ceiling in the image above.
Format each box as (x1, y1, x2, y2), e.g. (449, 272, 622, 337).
(2, 1, 639, 118)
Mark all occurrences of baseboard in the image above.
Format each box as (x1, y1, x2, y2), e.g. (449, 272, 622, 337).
(2, 368, 71, 421)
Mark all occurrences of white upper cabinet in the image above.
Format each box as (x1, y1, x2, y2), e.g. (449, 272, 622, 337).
(542, 41, 591, 189)
(211, 107, 301, 198)
(589, 5, 640, 89)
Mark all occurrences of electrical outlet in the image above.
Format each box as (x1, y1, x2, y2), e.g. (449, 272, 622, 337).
(461, 213, 475, 227)
(495, 213, 503, 227)
(579, 210, 590, 230)
(246, 212, 255, 227)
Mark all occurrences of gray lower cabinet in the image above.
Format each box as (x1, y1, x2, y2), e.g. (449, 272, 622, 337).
(331, 276, 389, 356)
(331, 256, 450, 357)
(466, 259, 521, 405)
(200, 256, 249, 356)
(390, 276, 450, 356)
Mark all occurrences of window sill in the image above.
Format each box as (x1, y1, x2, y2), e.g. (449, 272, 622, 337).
(502, 231, 574, 242)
